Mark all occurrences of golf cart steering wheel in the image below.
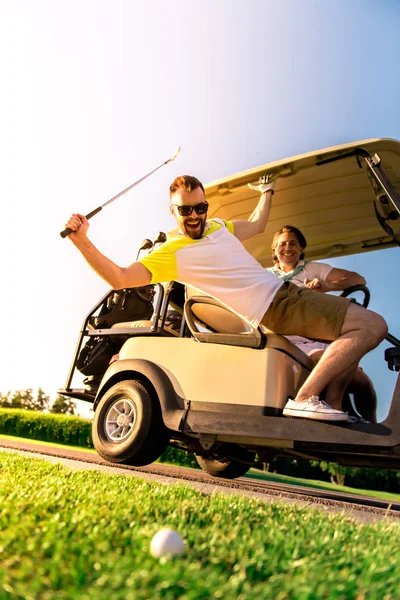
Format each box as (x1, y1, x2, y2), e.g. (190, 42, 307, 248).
(340, 285, 370, 308)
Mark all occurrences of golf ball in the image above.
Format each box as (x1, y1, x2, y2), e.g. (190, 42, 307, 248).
(150, 528, 186, 558)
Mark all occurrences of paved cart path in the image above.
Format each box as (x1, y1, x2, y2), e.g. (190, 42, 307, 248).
(0, 437, 398, 523)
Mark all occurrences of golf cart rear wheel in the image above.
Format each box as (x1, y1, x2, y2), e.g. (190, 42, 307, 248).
(92, 380, 170, 467)
(195, 454, 250, 479)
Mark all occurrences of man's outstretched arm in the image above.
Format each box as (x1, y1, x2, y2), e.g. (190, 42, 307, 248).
(65, 213, 152, 289)
(231, 181, 275, 242)
(304, 268, 366, 292)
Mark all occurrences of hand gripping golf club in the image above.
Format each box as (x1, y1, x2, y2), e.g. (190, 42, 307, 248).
(60, 146, 181, 238)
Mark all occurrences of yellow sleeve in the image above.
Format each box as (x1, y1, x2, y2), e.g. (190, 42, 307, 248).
(225, 220, 235, 235)
(138, 242, 178, 284)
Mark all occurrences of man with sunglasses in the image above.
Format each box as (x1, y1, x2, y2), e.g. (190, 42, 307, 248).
(65, 174, 388, 422)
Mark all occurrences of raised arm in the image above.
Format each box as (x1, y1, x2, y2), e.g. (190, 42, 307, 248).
(304, 267, 366, 293)
(65, 213, 152, 289)
(232, 180, 276, 242)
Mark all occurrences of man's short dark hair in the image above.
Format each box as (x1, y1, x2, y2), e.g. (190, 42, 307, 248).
(271, 225, 307, 263)
(169, 175, 205, 198)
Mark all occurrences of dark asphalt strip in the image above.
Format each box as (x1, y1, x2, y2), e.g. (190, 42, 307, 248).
(0, 438, 399, 520)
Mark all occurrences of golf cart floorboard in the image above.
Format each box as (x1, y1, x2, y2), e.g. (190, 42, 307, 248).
(182, 409, 400, 450)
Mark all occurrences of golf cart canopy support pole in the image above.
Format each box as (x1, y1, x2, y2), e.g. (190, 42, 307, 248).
(315, 147, 400, 216)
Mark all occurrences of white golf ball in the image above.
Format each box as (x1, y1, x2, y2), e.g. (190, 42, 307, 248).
(150, 528, 186, 558)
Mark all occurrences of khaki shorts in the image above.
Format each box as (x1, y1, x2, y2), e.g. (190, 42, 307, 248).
(261, 281, 350, 342)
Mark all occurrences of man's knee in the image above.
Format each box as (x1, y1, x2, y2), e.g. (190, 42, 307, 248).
(369, 312, 388, 344)
(341, 304, 388, 345)
(363, 312, 388, 348)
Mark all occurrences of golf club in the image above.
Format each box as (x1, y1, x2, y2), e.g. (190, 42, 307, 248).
(147, 231, 167, 254)
(136, 238, 154, 260)
(60, 146, 181, 238)
(153, 231, 167, 245)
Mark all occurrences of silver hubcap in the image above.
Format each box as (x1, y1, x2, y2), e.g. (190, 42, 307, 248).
(105, 397, 137, 442)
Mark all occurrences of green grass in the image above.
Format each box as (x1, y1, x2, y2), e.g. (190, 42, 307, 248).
(1, 452, 400, 599)
(0, 433, 96, 454)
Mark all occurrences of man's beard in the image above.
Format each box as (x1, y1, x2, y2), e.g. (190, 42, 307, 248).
(183, 217, 206, 239)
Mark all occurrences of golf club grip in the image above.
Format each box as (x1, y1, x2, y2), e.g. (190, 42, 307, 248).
(86, 206, 102, 219)
(60, 206, 103, 238)
(60, 227, 73, 238)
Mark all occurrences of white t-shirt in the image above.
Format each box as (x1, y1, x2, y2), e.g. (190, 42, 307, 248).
(139, 219, 283, 328)
(267, 260, 332, 288)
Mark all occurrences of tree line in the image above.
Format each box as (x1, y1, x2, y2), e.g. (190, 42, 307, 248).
(268, 456, 400, 493)
(0, 388, 77, 415)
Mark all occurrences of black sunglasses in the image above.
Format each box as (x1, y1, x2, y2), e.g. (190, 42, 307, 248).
(172, 202, 209, 216)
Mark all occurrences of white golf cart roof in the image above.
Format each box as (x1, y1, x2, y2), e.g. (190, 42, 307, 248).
(205, 138, 400, 267)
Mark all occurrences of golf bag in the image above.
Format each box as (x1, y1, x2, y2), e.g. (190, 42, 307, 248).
(88, 285, 155, 329)
(77, 285, 155, 377)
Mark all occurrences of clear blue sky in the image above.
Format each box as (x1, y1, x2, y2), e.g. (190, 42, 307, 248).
(0, 0, 399, 419)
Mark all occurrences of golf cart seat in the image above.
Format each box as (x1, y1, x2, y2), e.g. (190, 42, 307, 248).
(185, 286, 315, 368)
(111, 320, 153, 329)
(185, 285, 250, 335)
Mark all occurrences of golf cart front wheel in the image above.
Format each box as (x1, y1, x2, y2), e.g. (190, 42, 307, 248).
(195, 454, 250, 479)
(92, 379, 170, 466)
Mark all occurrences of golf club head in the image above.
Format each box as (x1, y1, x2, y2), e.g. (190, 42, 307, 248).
(167, 146, 181, 163)
(138, 238, 154, 252)
(153, 231, 167, 245)
(136, 238, 154, 261)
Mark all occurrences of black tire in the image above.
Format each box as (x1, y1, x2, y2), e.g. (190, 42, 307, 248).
(195, 454, 251, 479)
(92, 379, 170, 467)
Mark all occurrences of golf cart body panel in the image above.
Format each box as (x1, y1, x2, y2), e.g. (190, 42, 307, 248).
(98, 336, 310, 410)
(59, 138, 400, 473)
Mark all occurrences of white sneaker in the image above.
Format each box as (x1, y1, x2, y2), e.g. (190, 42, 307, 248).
(283, 396, 349, 422)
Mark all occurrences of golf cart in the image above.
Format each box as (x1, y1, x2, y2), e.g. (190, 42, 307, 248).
(59, 138, 400, 478)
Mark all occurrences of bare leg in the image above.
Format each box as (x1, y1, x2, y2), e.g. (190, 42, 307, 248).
(341, 392, 355, 418)
(346, 367, 378, 423)
(294, 303, 387, 403)
(325, 364, 358, 410)
(308, 350, 358, 411)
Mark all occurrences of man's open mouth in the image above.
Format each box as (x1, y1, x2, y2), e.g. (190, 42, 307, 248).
(186, 220, 201, 229)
